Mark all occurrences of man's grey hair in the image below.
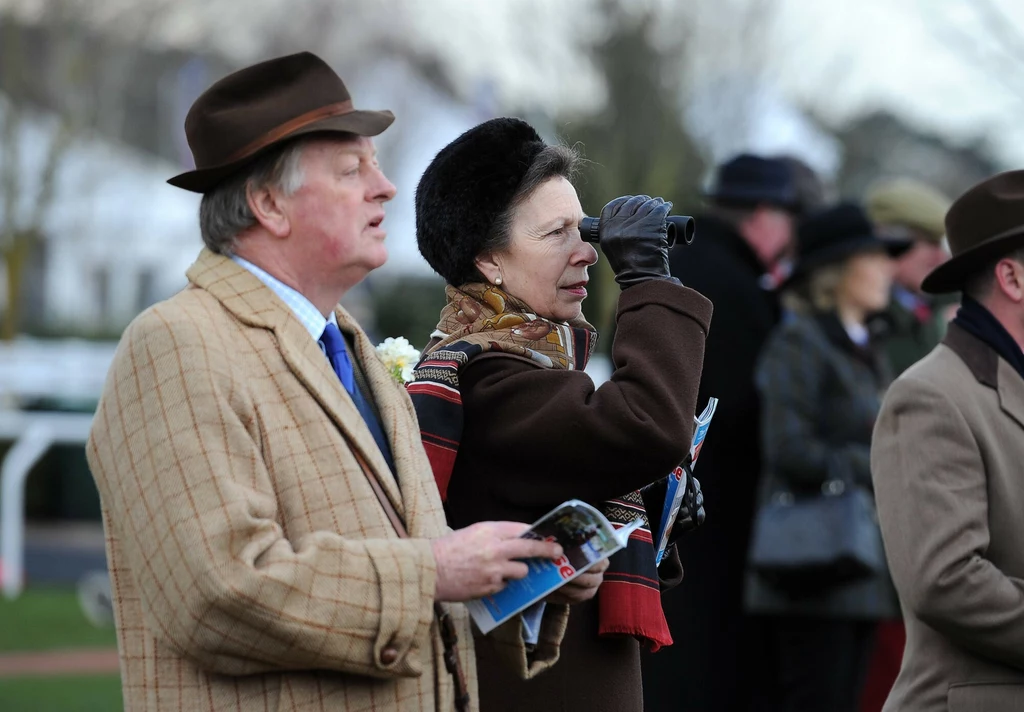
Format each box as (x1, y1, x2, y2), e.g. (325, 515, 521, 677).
(198, 139, 309, 255)
(962, 246, 1024, 301)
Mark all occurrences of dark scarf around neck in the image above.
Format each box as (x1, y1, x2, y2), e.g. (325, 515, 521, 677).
(953, 296, 1024, 381)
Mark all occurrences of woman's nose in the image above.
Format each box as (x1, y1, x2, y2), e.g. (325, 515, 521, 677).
(574, 241, 599, 266)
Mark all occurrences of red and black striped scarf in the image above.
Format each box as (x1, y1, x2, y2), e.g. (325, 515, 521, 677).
(408, 283, 673, 651)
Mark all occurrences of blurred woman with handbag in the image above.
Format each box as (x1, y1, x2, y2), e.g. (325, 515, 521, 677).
(746, 203, 908, 712)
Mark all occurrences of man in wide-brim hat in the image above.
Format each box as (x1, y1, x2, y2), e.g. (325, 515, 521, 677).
(871, 170, 1024, 712)
(85, 51, 582, 712)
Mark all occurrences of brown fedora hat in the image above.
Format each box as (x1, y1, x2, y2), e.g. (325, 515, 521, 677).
(921, 169, 1024, 294)
(168, 52, 394, 193)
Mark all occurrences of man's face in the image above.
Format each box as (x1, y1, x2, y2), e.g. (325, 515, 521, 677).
(281, 136, 397, 291)
(746, 206, 795, 270)
(893, 238, 948, 293)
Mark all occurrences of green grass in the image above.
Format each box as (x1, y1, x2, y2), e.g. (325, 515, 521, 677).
(0, 587, 117, 652)
(0, 588, 123, 709)
(0, 675, 122, 711)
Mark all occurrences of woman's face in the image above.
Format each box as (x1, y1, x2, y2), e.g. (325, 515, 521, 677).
(476, 176, 598, 322)
(838, 250, 895, 316)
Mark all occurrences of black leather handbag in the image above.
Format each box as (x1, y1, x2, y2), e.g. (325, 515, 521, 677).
(749, 479, 886, 595)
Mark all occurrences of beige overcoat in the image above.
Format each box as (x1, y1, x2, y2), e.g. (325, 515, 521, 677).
(87, 249, 566, 711)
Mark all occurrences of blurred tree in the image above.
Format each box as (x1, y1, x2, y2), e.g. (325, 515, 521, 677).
(365, 275, 448, 348)
(832, 110, 999, 201)
(557, 1, 706, 346)
(930, 0, 1024, 98)
(0, 9, 81, 341)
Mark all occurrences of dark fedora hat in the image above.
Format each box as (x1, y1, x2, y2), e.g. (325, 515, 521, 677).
(921, 170, 1024, 294)
(168, 52, 394, 193)
(703, 153, 801, 211)
(787, 202, 912, 285)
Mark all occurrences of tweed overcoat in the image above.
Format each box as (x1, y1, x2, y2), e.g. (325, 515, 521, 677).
(86, 249, 566, 712)
(871, 323, 1024, 712)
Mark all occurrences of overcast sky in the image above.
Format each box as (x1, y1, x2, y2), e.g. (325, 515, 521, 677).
(4, 0, 1024, 277)
(4, 0, 1021, 163)
(770, 0, 1024, 163)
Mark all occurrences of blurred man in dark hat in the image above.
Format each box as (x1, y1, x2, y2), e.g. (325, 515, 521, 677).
(859, 176, 952, 712)
(644, 154, 805, 712)
(872, 169, 1024, 712)
(85, 52, 579, 712)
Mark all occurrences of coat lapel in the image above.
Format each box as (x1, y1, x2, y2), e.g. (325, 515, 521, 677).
(338, 308, 428, 533)
(943, 322, 1024, 433)
(998, 358, 1024, 432)
(186, 248, 406, 518)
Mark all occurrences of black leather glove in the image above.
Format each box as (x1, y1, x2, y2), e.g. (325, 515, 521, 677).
(598, 195, 676, 289)
(672, 468, 705, 537)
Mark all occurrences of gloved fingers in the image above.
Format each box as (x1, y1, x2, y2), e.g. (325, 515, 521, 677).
(599, 195, 635, 221)
(638, 197, 671, 223)
(616, 194, 651, 219)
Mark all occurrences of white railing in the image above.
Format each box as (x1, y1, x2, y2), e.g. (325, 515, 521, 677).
(0, 339, 116, 599)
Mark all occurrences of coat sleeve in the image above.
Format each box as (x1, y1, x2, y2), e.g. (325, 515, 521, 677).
(756, 322, 872, 490)
(86, 310, 437, 679)
(457, 280, 712, 508)
(871, 375, 1024, 671)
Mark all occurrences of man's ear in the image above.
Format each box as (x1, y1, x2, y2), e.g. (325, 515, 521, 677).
(996, 258, 1024, 303)
(246, 182, 291, 239)
(474, 252, 503, 285)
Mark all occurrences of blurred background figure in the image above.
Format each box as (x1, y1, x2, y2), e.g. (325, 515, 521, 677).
(858, 176, 952, 712)
(644, 154, 802, 712)
(745, 204, 907, 712)
(866, 178, 955, 375)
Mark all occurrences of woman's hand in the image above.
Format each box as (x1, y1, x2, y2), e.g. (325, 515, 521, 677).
(545, 557, 610, 605)
(598, 195, 675, 289)
(674, 473, 706, 536)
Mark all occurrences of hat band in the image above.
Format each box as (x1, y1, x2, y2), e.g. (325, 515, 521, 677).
(223, 99, 355, 163)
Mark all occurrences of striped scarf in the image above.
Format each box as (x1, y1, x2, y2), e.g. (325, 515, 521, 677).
(408, 283, 673, 651)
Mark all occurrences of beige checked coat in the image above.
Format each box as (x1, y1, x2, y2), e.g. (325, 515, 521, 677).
(86, 249, 567, 712)
(872, 323, 1024, 712)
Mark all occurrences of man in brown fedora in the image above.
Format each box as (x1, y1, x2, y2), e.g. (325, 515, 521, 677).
(871, 170, 1024, 712)
(85, 52, 591, 711)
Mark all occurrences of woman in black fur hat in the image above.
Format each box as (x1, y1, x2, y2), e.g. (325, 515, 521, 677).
(408, 117, 713, 711)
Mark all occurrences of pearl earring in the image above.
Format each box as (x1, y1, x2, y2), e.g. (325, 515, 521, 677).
(495, 276, 503, 285)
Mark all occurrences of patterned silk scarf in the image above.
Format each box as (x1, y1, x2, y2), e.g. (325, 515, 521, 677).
(408, 283, 673, 651)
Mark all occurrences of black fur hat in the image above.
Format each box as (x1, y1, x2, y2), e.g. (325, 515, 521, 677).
(416, 117, 546, 285)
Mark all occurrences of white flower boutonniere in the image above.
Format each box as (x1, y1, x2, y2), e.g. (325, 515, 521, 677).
(376, 336, 421, 385)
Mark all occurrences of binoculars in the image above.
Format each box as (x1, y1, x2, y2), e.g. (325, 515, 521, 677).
(579, 215, 695, 248)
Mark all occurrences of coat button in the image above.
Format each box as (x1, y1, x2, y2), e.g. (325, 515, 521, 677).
(380, 646, 399, 665)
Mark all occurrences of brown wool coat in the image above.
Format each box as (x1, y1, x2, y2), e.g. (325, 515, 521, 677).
(871, 323, 1024, 712)
(86, 249, 567, 712)
(443, 280, 713, 712)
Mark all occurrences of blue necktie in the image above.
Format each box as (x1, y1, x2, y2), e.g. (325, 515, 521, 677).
(319, 322, 356, 394)
(319, 323, 396, 476)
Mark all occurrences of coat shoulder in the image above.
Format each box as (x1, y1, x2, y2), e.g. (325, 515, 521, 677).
(762, 312, 829, 355)
(881, 343, 988, 425)
(892, 343, 975, 396)
(119, 286, 236, 353)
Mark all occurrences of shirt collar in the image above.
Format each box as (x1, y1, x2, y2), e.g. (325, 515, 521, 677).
(231, 255, 337, 341)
